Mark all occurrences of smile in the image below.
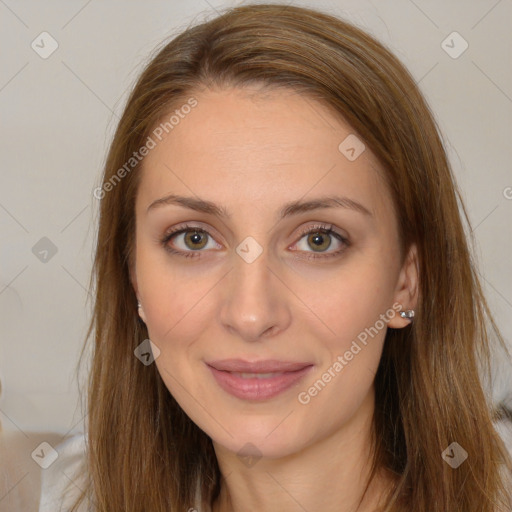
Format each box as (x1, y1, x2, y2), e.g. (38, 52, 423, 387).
(206, 359, 314, 401)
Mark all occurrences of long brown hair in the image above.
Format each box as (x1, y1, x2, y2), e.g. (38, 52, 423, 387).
(68, 4, 512, 511)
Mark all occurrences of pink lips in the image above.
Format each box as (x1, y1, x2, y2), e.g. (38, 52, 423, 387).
(206, 359, 313, 401)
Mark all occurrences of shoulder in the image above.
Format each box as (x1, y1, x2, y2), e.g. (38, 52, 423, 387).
(38, 431, 88, 512)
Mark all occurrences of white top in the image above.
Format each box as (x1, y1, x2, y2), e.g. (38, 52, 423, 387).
(38, 432, 89, 512)
(40, 421, 512, 511)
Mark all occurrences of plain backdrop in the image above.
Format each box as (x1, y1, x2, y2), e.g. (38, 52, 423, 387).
(0, 0, 511, 434)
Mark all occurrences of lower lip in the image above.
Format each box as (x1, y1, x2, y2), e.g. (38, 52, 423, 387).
(207, 365, 313, 401)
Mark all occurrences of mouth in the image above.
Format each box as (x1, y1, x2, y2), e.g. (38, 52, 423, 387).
(206, 359, 314, 401)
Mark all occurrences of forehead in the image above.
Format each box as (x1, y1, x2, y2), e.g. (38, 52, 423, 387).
(136, 86, 393, 223)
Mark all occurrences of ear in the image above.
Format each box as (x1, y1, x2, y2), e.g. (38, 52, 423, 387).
(129, 263, 147, 323)
(387, 242, 419, 329)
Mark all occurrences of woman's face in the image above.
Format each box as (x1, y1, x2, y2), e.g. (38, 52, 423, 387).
(132, 86, 417, 459)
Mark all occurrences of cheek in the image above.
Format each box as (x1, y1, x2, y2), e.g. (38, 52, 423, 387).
(135, 244, 220, 354)
(296, 270, 391, 420)
(295, 254, 397, 349)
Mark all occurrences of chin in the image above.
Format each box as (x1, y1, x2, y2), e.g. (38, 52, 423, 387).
(208, 415, 308, 461)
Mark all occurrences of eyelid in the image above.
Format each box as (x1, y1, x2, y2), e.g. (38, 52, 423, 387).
(292, 223, 346, 243)
(161, 221, 223, 243)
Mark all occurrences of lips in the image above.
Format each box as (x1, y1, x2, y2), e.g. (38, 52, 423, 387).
(207, 359, 312, 373)
(206, 359, 313, 401)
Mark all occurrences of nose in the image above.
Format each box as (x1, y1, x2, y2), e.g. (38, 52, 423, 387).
(218, 248, 292, 343)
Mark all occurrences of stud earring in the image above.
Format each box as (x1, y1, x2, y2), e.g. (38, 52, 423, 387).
(137, 301, 142, 309)
(399, 309, 414, 320)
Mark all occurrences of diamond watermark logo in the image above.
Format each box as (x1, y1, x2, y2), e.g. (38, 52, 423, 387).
(442, 442, 468, 468)
(441, 32, 468, 59)
(31, 441, 58, 469)
(31, 31, 59, 59)
(338, 134, 365, 161)
(134, 338, 161, 365)
(237, 442, 262, 468)
(32, 237, 58, 263)
(236, 236, 263, 264)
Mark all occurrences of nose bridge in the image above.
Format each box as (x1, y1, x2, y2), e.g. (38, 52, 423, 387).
(219, 243, 291, 342)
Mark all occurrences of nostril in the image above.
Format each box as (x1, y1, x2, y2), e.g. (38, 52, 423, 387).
(262, 325, 278, 338)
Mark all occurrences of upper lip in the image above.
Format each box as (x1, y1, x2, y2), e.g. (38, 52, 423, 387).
(206, 359, 313, 373)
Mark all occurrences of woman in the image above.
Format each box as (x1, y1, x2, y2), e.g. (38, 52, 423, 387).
(42, 4, 512, 511)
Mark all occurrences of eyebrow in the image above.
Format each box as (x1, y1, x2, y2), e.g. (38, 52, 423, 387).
(146, 194, 373, 220)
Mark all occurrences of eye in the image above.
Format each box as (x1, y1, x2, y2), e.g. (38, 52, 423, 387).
(290, 223, 349, 260)
(161, 223, 221, 258)
(160, 222, 349, 260)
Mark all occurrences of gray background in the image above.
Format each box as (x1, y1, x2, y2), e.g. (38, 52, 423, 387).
(1, 0, 511, 434)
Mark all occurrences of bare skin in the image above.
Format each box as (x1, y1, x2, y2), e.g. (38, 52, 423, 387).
(131, 86, 418, 512)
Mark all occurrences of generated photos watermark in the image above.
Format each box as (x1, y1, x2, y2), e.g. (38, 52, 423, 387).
(93, 97, 198, 200)
(297, 302, 402, 405)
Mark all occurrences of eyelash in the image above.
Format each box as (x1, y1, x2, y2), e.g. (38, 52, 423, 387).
(160, 223, 350, 261)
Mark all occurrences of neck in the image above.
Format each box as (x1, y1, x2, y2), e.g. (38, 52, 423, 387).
(210, 387, 394, 512)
